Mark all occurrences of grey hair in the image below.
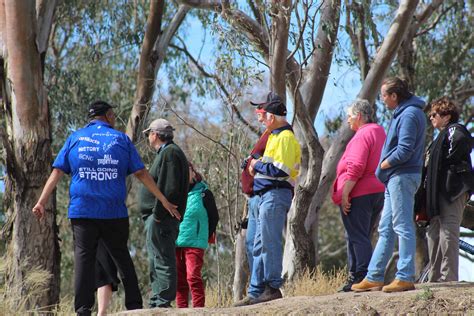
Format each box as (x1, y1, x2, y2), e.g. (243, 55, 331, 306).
(265, 112, 286, 122)
(347, 99, 375, 123)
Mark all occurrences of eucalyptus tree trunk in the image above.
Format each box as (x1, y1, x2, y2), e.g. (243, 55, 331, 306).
(305, 0, 421, 233)
(126, 1, 189, 141)
(283, 0, 341, 281)
(0, 0, 59, 309)
(232, 228, 249, 301)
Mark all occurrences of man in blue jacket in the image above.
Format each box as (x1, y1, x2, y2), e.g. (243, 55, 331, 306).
(352, 77, 426, 293)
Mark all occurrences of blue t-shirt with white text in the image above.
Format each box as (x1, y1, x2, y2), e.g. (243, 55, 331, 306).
(53, 120, 144, 219)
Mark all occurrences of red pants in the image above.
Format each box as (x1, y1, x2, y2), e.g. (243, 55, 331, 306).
(175, 247, 205, 308)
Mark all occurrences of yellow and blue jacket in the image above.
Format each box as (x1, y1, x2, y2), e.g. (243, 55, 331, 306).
(253, 125, 301, 194)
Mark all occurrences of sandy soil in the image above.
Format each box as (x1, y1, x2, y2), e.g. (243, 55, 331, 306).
(116, 282, 474, 315)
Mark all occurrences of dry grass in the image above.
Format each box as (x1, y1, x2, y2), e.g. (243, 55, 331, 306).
(205, 284, 234, 308)
(203, 266, 348, 308)
(283, 266, 347, 297)
(0, 254, 75, 315)
(0, 252, 347, 313)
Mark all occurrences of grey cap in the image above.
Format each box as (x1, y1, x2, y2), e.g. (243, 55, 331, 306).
(143, 118, 175, 134)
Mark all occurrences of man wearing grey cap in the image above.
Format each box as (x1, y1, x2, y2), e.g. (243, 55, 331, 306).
(139, 118, 189, 308)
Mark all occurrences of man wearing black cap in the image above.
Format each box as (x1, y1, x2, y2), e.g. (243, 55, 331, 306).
(139, 118, 189, 308)
(32, 101, 179, 315)
(234, 92, 301, 306)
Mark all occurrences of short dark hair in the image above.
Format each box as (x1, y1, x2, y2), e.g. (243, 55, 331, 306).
(156, 132, 174, 142)
(88, 100, 115, 118)
(382, 77, 412, 103)
(430, 97, 460, 123)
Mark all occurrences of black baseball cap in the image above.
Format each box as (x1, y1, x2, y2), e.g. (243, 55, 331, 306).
(250, 91, 287, 116)
(88, 100, 116, 118)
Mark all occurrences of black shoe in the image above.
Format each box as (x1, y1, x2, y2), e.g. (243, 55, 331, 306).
(233, 296, 258, 307)
(254, 286, 283, 303)
(338, 274, 365, 292)
(338, 275, 355, 292)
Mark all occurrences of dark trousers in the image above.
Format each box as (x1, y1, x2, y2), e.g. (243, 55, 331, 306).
(340, 193, 384, 277)
(71, 218, 142, 315)
(145, 215, 179, 308)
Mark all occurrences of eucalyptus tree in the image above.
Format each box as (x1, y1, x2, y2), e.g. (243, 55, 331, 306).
(174, 1, 421, 300)
(0, 0, 59, 308)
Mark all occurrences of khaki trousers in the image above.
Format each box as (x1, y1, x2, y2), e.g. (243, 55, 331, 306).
(426, 193, 467, 282)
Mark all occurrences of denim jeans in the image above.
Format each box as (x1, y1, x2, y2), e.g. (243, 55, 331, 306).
(245, 195, 261, 274)
(248, 188, 292, 298)
(367, 173, 421, 283)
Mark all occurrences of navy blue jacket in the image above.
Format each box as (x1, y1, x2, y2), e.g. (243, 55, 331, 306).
(376, 95, 426, 184)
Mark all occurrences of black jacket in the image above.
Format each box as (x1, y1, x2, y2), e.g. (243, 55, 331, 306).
(416, 123, 473, 219)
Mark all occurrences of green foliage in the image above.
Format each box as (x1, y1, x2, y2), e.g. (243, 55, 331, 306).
(413, 1, 473, 115)
(416, 286, 434, 301)
(46, 0, 149, 299)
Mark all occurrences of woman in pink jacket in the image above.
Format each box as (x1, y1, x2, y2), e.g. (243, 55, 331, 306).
(332, 99, 386, 292)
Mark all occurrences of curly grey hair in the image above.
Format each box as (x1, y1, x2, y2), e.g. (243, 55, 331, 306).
(347, 99, 375, 123)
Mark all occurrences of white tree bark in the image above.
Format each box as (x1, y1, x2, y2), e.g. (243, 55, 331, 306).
(2, 0, 60, 309)
(305, 0, 421, 232)
(282, 0, 341, 281)
(35, 0, 57, 56)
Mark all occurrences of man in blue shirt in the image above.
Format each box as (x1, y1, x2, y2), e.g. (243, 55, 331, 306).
(352, 77, 426, 293)
(32, 101, 179, 316)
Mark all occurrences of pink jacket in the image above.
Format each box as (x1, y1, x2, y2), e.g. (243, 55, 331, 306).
(332, 123, 386, 205)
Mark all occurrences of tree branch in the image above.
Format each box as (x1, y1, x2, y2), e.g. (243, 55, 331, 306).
(286, 1, 309, 62)
(178, 0, 271, 56)
(415, 3, 456, 37)
(35, 0, 58, 55)
(166, 103, 236, 158)
(126, 2, 189, 142)
(269, 0, 291, 98)
(301, 0, 341, 121)
(305, 0, 421, 232)
(170, 40, 260, 135)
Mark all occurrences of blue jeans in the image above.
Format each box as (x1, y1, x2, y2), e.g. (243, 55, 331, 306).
(367, 173, 421, 283)
(245, 195, 261, 274)
(248, 188, 292, 298)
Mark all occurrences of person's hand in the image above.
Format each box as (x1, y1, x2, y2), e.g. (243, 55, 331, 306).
(162, 200, 181, 220)
(32, 203, 45, 220)
(249, 158, 258, 169)
(341, 195, 351, 215)
(248, 164, 255, 176)
(380, 159, 391, 170)
(248, 158, 257, 176)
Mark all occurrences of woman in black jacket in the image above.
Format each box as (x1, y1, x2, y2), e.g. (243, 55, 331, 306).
(420, 97, 473, 282)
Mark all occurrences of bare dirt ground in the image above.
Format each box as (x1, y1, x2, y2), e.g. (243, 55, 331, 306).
(116, 281, 474, 315)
